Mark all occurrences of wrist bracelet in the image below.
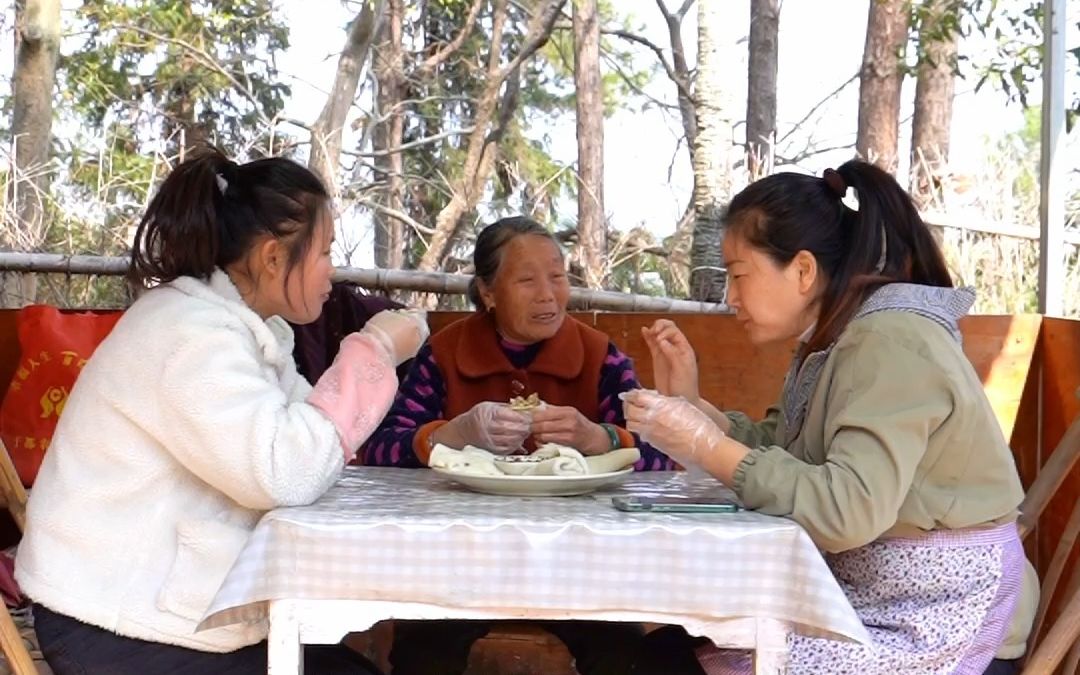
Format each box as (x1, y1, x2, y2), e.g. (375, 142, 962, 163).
(600, 423, 620, 450)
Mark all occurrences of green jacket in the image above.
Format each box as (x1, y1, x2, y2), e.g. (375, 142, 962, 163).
(727, 285, 1036, 658)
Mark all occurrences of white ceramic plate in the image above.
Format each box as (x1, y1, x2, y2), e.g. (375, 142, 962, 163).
(432, 467, 635, 497)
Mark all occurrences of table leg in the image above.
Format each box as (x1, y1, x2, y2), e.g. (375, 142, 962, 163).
(268, 600, 304, 675)
(753, 618, 789, 675)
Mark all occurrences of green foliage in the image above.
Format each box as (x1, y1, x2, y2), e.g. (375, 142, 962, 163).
(376, 0, 653, 270)
(60, 0, 291, 155)
(2, 0, 659, 301)
(993, 105, 1079, 227)
(967, 0, 1080, 131)
(941, 107, 1080, 316)
(906, 0, 965, 76)
(33, 0, 297, 241)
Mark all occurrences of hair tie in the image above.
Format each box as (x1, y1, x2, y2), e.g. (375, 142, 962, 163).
(824, 168, 860, 212)
(822, 168, 846, 199)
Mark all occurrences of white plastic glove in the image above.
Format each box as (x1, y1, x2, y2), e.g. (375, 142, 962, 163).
(621, 389, 726, 468)
(361, 309, 429, 366)
(530, 405, 611, 455)
(439, 402, 531, 455)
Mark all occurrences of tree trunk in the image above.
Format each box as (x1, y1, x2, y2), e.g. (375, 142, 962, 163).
(416, 0, 566, 274)
(4, 0, 61, 307)
(655, 1, 697, 296)
(661, 2, 697, 151)
(573, 0, 606, 289)
(160, 0, 206, 157)
(746, 0, 780, 178)
(665, 201, 695, 297)
(689, 0, 734, 303)
(309, 0, 386, 194)
(164, 65, 204, 158)
(856, 0, 910, 173)
(373, 0, 406, 270)
(910, 0, 960, 210)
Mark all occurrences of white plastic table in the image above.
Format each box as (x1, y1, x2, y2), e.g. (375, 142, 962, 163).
(200, 467, 870, 674)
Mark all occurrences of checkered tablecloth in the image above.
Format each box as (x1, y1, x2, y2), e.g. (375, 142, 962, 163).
(200, 467, 869, 645)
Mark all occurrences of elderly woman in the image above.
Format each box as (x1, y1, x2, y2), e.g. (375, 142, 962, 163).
(364, 216, 672, 470)
(364, 216, 672, 675)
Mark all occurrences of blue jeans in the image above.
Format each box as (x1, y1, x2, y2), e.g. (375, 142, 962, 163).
(32, 603, 382, 675)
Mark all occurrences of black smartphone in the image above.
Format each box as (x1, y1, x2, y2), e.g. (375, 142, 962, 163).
(612, 495, 742, 513)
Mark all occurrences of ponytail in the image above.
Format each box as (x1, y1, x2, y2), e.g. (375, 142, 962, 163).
(804, 160, 953, 352)
(128, 146, 329, 288)
(723, 159, 953, 355)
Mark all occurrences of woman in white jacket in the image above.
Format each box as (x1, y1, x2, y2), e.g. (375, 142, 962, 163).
(15, 149, 427, 674)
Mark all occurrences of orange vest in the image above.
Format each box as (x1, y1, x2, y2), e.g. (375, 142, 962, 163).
(428, 312, 609, 429)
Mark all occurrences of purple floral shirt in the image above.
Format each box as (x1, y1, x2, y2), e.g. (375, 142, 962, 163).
(363, 336, 674, 470)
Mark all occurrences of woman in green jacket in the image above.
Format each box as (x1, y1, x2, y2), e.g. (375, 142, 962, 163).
(623, 160, 1037, 675)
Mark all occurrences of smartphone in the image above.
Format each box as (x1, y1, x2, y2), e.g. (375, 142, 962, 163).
(612, 495, 742, 513)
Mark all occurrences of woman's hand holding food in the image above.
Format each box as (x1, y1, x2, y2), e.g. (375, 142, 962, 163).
(529, 405, 611, 455)
(433, 401, 531, 455)
(621, 389, 747, 483)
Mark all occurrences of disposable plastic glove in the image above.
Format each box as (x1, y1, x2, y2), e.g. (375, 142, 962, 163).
(439, 402, 531, 455)
(362, 309, 429, 366)
(307, 333, 398, 462)
(621, 389, 726, 468)
(530, 405, 611, 455)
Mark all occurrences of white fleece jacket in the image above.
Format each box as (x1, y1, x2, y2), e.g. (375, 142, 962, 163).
(16, 270, 347, 652)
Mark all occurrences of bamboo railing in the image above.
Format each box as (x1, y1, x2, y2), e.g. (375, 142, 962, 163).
(0, 252, 728, 313)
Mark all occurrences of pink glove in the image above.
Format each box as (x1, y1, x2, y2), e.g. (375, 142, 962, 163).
(441, 402, 531, 455)
(621, 389, 725, 467)
(307, 333, 398, 462)
(362, 309, 429, 366)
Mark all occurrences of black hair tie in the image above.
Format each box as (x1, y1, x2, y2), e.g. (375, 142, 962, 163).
(822, 168, 846, 199)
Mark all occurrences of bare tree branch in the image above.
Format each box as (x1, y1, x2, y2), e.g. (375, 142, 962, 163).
(497, 0, 565, 80)
(602, 52, 679, 112)
(355, 128, 476, 157)
(603, 29, 691, 104)
(357, 198, 436, 237)
(653, 0, 697, 149)
(419, 0, 485, 73)
(487, 68, 521, 145)
(116, 25, 273, 127)
(777, 71, 859, 145)
(310, 1, 387, 190)
(775, 141, 857, 167)
(676, 0, 695, 20)
(417, 0, 568, 277)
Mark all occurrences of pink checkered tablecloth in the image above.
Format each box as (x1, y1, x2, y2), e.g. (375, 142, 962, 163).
(199, 467, 869, 645)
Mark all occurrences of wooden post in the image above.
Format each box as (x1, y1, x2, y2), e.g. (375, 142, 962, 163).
(0, 440, 27, 532)
(1037, 0, 1066, 316)
(0, 439, 34, 673)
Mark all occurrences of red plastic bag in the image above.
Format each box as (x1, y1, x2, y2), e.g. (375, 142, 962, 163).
(0, 306, 122, 486)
